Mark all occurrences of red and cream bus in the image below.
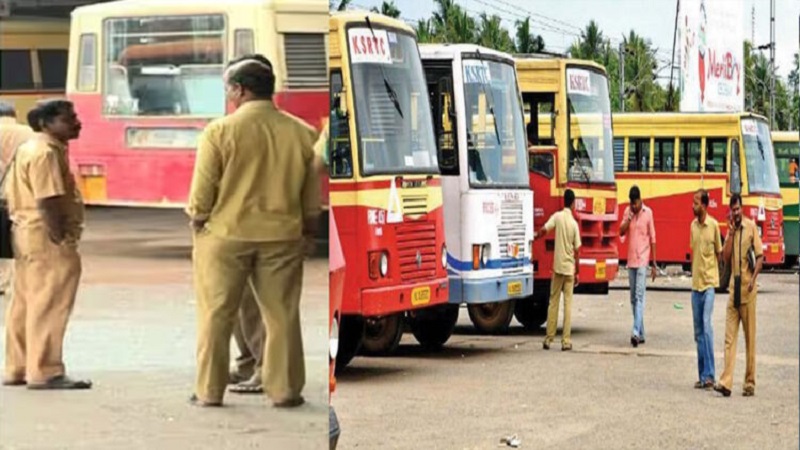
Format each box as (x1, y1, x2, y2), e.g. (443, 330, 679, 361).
(66, 0, 328, 209)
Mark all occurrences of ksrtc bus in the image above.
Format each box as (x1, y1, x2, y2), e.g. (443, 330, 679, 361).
(772, 131, 799, 267)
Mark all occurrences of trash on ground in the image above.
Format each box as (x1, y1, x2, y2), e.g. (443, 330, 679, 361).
(500, 435, 521, 448)
(673, 303, 684, 310)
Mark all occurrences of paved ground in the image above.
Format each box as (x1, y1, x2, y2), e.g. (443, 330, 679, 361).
(0, 208, 329, 450)
(334, 270, 799, 449)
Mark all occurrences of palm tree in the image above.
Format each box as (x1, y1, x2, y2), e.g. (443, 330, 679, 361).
(514, 17, 545, 54)
(621, 30, 661, 111)
(330, 0, 350, 11)
(477, 13, 513, 52)
(415, 19, 435, 43)
(370, 1, 400, 18)
(570, 20, 604, 61)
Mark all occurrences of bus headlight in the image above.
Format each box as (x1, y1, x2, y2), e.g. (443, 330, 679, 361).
(481, 244, 490, 267)
(330, 318, 339, 361)
(380, 252, 389, 277)
(441, 244, 447, 269)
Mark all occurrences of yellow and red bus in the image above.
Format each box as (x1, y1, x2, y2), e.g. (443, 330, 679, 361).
(772, 131, 799, 267)
(66, 0, 328, 208)
(329, 11, 451, 367)
(514, 57, 619, 329)
(0, 17, 69, 121)
(613, 112, 784, 277)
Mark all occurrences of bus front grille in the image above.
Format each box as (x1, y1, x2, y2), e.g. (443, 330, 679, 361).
(283, 33, 327, 89)
(402, 194, 428, 216)
(396, 222, 437, 282)
(499, 198, 527, 271)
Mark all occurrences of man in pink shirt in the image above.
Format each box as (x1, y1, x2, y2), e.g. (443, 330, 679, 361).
(619, 185, 657, 347)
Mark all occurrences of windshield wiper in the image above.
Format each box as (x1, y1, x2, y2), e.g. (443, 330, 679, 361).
(365, 16, 403, 119)
(474, 49, 501, 146)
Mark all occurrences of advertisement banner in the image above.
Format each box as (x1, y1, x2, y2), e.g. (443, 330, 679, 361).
(679, 0, 744, 112)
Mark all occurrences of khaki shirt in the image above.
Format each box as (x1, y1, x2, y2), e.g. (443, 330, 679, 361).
(0, 117, 35, 172)
(729, 217, 763, 304)
(187, 100, 320, 242)
(5, 134, 85, 237)
(544, 207, 582, 276)
(690, 215, 722, 291)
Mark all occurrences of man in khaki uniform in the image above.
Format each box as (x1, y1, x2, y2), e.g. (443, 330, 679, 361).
(715, 193, 763, 397)
(689, 189, 722, 390)
(228, 281, 265, 392)
(535, 189, 581, 351)
(0, 102, 35, 294)
(3, 99, 90, 390)
(187, 54, 320, 407)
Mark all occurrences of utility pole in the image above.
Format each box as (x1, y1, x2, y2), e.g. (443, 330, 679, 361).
(667, 0, 680, 111)
(770, 0, 775, 127)
(751, 5, 755, 44)
(619, 42, 625, 112)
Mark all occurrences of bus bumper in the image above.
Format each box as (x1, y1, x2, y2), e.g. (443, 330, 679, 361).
(577, 258, 619, 283)
(361, 277, 449, 316)
(448, 274, 533, 304)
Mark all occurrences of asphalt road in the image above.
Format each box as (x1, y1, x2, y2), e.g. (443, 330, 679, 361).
(333, 270, 800, 449)
(0, 207, 329, 450)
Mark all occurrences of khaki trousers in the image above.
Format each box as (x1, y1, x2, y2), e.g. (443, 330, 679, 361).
(232, 279, 265, 380)
(193, 232, 304, 403)
(0, 259, 12, 293)
(4, 227, 81, 383)
(545, 273, 574, 345)
(719, 297, 757, 391)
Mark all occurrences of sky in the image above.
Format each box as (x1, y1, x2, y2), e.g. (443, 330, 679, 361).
(352, 0, 800, 80)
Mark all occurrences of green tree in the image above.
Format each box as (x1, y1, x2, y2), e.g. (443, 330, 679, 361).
(621, 30, 663, 111)
(330, 0, 350, 11)
(370, 1, 400, 18)
(415, 19, 435, 43)
(514, 17, 545, 54)
(569, 20, 605, 61)
(477, 13, 514, 52)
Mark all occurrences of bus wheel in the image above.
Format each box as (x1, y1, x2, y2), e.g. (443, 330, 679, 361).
(783, 255, 799, 269)
(335, 316, 364, 374)
(514, 297, 549, 330)
(360, 314, 403, 356)
(467, 300, 515, 334)
(409, 304, 460, 350)
(716, 260, 731, 294)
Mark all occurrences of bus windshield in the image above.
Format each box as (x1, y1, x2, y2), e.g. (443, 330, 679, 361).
(462, 57, 528, 188)
(103, 15, 226, 117)
(741, 119, 780, 194)
(566, 66, 614, 184)
(348, 27, 438, 175)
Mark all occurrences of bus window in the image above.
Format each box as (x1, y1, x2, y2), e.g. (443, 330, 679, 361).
(0, 50, 34, 90)
(329, 70, 352, 178)
(730, 139, 742, 193)
(613, 138, 624, 172)
(774, 141, 798, 184)
(77, 34, 97, 91)
(653, 138, 674, 172)
(530, 152, 554, 179)
(103, 15, 226, 116)
(705, 138, 727, 173)
(679, 138, 701, 172)
(627, 138, 649, 172)
(522, 93, 554, 146)
(38, 49, 68, 90)
(427, 71, 458, 176)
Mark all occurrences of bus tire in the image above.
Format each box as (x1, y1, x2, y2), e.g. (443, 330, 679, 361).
(335, 316, 364, 374)
(467, 300, 515, 334)
(783, 255, 799, 269)
(360, 313, 403, 356)
(514, 297, 549, 330)
(410, 304, 459, 350)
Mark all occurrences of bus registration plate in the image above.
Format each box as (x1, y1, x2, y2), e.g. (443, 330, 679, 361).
(507, 281, 523, 296)
(592, 198, 605, 215)
(595, 261, 606, 280)
(411, 287, 431, 306)
(770, 243, 780, 253)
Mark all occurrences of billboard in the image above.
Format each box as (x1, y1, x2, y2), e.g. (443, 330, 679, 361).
(679, 0, 744, 112)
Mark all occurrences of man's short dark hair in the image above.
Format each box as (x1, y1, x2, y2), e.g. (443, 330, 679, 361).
(696, 188, 709, 207)
(0, 101, 15, 118)
(226, 54, 275, 99)
(28, 99, 73, 132)
(730, 193, 742, 208)
(564, 188, 575, 208)
(629, 185, 641, 202)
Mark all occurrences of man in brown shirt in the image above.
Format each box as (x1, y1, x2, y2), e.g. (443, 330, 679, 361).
(715, 193, 763, 397)
(0, 102, 35, 294)
(187, 55, 320, 407)
(534, 189, 581, 351)
(3, 99, 90, 390)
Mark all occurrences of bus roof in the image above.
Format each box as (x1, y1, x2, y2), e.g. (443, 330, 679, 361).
(419, 43, 514, 63)
(329, 10, 415, 36)
(613, 111, 768, 125)
(772, 131, 799, 142)
(514, 57, 606, 74)
(71, 0, 322, 17)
